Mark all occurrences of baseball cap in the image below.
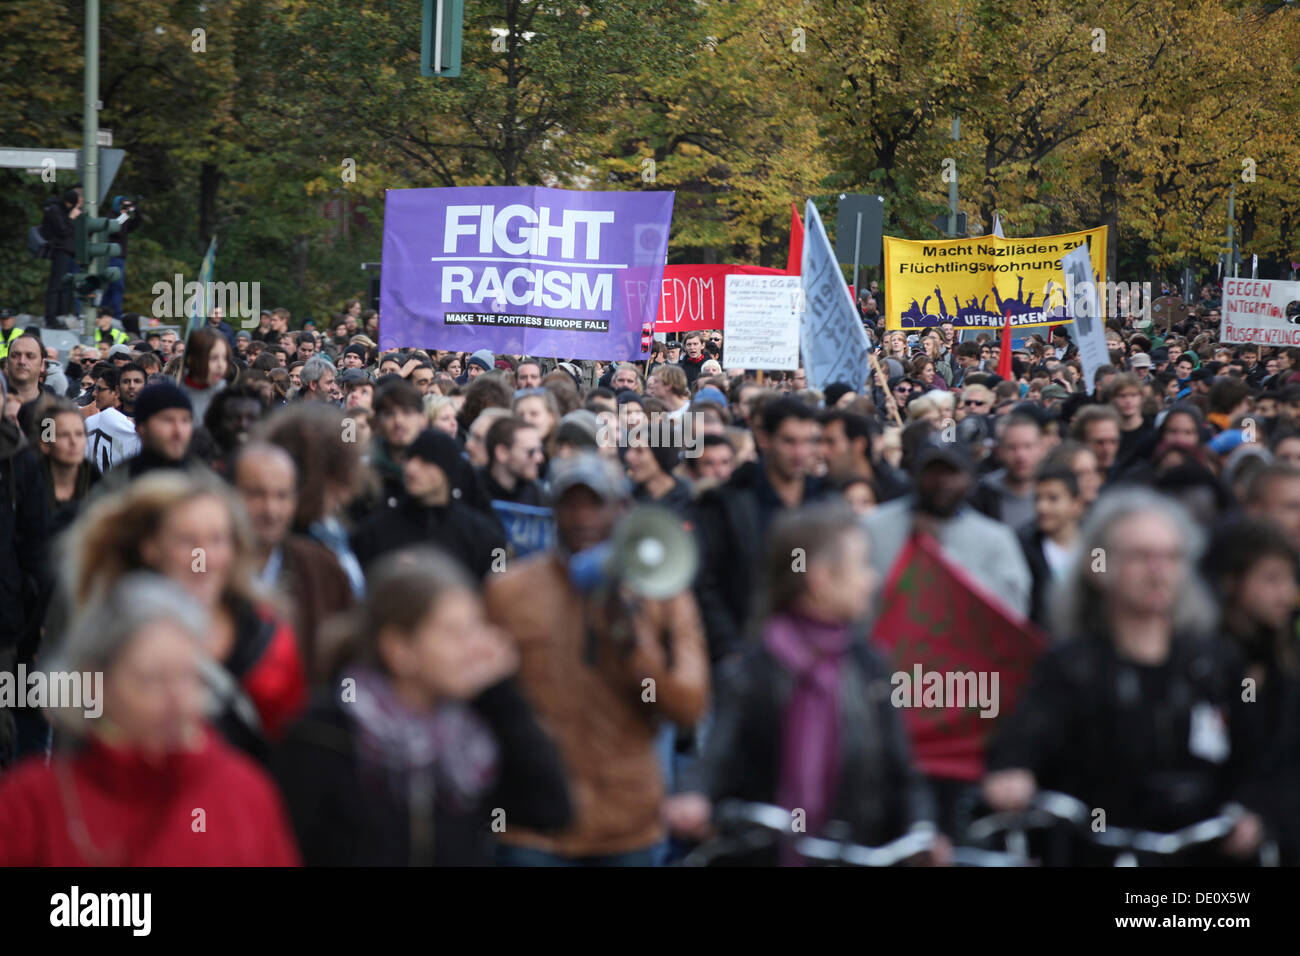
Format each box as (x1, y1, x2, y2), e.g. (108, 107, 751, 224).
(338, 367, 373, 387)
(548, 452, 629, 504)
(556, 409, 600, 445)
(107, 344, 133, 360)
(1040, 384, 1069, 401)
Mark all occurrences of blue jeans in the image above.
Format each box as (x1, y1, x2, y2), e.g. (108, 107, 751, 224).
(103, 257, 126, 318)
(496, 844, 661, 867)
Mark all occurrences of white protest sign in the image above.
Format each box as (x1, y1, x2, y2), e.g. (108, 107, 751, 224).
(723, 274, 801, 370)
(1060, 243, 1108, 394)
(1220, 277, 1300, 345)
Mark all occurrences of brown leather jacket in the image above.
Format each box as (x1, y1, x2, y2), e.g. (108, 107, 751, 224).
(484, 553, 709, 858)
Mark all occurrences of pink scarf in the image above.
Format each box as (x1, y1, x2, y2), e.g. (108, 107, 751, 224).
(763, 610, 852, 866)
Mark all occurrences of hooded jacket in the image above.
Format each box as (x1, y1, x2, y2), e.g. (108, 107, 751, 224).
(350, 493, 507, 581)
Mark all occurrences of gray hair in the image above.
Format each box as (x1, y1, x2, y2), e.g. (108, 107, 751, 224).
(299, 355, 335, 389)
(44, 573, 210, 734)
(1049, 485, 1215, 641)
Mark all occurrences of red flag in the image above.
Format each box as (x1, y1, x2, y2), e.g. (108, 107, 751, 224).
(786, 202, 804, 276)
(655, 264, 786, 332)
(996, 310, 1014, 379)
(871, 533, 1046, 781)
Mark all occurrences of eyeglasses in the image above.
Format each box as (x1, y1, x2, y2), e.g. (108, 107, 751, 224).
(709, 337, 722, 343)
(963, 399, 989, 407)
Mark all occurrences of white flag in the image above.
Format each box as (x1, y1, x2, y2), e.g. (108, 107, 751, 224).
(800, 200, 871, 392)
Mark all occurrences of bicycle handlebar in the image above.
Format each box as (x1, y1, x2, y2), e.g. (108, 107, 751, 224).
(967, 790, 1244, 856)
(709, 800, 937, 866)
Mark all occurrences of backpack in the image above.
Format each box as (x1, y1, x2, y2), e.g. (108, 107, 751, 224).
(26, 225, 51, 260)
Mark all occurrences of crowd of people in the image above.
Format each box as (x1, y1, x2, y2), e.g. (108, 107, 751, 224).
(1, 279, 1298, 867)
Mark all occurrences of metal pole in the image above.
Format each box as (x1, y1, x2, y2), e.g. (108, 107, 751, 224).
(434, 0, 444, 73)
(81, 0, 100, 339)
(851, 211, 862, 301)
(948, 114, 959, 236)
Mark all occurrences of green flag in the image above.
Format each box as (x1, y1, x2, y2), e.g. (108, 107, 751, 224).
(187, 237, 217, 340)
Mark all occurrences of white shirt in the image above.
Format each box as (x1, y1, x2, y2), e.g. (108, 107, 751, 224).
(85, 407, 140, 473)
(1041, 537, 1077, 580)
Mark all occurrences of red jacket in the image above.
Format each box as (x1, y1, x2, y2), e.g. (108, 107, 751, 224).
(0, 727, 300, 866)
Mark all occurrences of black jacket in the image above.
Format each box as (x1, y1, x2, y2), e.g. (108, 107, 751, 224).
(479, 467, 544, 508)
(988, 633, 1263, 835)
(350, 493, 507, 581)
(692, 460, 828, 662)
(633, 475, 694, 522)
(678, 354, 707, 388)
(95, 450, 205, 499)
(703, 639, 936, 861)
(0, 426, 51, 652)
(40, 199, 76, 255)
(1017, 526, 1054, 630)
(112, 209, 140, 258)
(272, 678, 572, 866)
(40, 456, 99, 539)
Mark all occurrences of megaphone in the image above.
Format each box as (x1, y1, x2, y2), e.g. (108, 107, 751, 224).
(569, 505, 698, 600)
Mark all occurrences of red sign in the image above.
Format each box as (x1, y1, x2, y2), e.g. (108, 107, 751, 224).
(871, 533, 1046, 782)
(653, 264, 787, 332)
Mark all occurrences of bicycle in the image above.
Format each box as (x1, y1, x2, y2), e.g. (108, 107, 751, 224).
(680, 799, 938, 867)
(965, 790, 1275, 867)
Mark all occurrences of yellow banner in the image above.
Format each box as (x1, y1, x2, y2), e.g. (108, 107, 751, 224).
(883, 226, 1106, 331)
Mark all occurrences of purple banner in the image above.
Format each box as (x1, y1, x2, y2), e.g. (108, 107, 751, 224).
(379, 186, 674, 360)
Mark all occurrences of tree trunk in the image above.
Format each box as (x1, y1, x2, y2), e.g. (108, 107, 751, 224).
(1100, 157, 1119, 284)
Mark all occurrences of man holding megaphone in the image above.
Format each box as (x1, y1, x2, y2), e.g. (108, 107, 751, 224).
(485, 453, 710, 867)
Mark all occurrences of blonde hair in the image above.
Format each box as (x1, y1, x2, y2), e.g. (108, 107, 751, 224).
(63, 470, 263, 610)
(906, 394, 942, 422)
(423, 393, 458, 425)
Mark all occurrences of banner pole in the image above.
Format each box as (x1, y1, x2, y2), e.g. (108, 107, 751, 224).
(852, 211, 862, 301)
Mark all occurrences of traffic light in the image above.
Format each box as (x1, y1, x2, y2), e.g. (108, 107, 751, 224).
(74, 214, 124, 295)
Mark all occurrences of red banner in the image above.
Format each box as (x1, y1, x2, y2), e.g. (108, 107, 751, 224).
(653, 264, 786, 332)
(871, 533, 1046, 782)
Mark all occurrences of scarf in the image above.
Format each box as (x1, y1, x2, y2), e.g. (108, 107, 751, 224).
(344, 667, 498, 815)
(763, 610, 853, 866)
